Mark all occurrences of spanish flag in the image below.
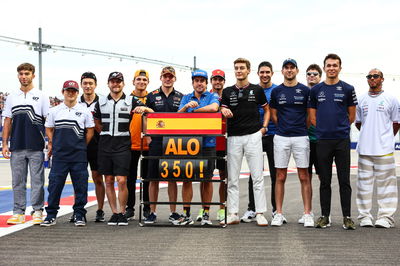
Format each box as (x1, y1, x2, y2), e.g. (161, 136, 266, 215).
(145, 112, 223, 135)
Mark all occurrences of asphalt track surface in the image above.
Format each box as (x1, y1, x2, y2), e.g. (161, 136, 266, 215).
(1, 172, 400, 265)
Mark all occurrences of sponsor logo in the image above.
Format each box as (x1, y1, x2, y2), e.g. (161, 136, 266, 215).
(32, 96, 39, 101)
(75, 112, 82, 117)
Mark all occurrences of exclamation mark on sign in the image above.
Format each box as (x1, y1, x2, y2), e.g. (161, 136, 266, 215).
(199, 161, 204, 178)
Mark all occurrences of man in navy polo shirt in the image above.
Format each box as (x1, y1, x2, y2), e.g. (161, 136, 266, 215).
(144, 66, 184, 224)
(269, 59, 313, 227)
(221, 58, 269, 226)
(41, 80, 94, 227)
(308, 53, 357, 230)
(3, 63, 49, 225)
(178, 69, 220, 225)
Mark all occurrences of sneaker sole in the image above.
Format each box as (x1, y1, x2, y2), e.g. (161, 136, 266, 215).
(257, 223, 268, 226)
(180, 221, 194, 226)
(343, 225, 356, 230)
(227, 220, 240, 225)
(7, 221, 25, 225)
(118, 222, 129, 226)
(95, 219, 105, 223)
(32, 220, 43, 225)
(144, 221, 156, 224)
(40, 222, 56, 227)
(201, 221, 213, 226)
(107, 222, 118, 226)
(241, 218, 256, 223)
(271, 223, 283, 227)
(75, 223, 86, 227)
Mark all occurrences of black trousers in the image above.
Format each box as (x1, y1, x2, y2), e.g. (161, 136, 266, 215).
(316, 138, 352, 217)
(248, 135, 276, 212)
(127, 150, 150, 212)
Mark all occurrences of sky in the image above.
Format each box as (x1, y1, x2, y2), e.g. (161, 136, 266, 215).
(1, 0, 400, 98)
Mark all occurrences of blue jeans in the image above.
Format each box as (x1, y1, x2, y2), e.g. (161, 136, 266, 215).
(46, 161, 89, 219)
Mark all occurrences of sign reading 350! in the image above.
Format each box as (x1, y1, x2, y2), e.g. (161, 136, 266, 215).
(159, 137, 209, 179)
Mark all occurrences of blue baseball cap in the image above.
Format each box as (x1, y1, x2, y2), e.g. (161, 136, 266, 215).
(191, 69, 208, 80)
(282, 58, 298, 68)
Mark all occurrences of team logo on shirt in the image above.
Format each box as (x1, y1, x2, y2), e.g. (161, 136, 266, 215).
(336, 86, 343, 91)
(156, 120, 165, 128)
(32, 97, 39, 101)
(318, 91, 326, 102)
(295, 89, 302, 94)
(75, 112, 82, 117)
(377, 100, 385, 112)
(156, 96, 162, 100)
(278, 94, 286, 104)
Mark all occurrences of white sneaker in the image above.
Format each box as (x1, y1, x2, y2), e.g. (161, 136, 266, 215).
(375, 218, 394, 228)
(256, 213, 268, 226)
(359, 217, 373, 227)
(303, 214, 314, 227)
(298, 212, 314, 224)
(271, 213, 285, 226)
(240, 210, 256, 223)
(224, 213, 240, 225)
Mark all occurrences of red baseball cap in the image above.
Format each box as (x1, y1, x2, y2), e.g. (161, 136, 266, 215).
(62, 80, 79, 91)
(211, 69, 225, 80)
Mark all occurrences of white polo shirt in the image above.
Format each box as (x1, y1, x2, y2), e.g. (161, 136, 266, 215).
(3, 88, 50, 151)
(45, 102, 94, 162)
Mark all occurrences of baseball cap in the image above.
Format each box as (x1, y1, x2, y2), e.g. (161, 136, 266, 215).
(134, 69, 149, 79)
(210, 69, 225, 80)
(282, 58, 298, 68)
(108, 71, 124, 82)
(191, 69, 208, 80)
(62, 80, 79, 91)
(160, 66, 176, 77)
(81, 72, 97, 83)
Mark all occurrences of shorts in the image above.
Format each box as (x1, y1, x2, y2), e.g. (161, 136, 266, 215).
(87, 149, 98, 171)
(308, 141, 319, 175)
(147, 142, 162, 179)
(98, 149, 131, 176)
(216, 150, 226, 172)
(203, 147, 216, 179)
(274, 135, 309, 168)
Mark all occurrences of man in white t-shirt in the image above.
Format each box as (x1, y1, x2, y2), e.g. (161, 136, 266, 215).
(355, 68, 400, 228)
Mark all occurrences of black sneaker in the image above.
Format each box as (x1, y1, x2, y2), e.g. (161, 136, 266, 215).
(118, 213, 129, 226)
(143, 208, 151, 219)
(169, 212, 182, 225)
(125, 208, 135, 221)
(69, 213, 75, 223)
(108, 213, 119, 226)
(144, 212, 157, 224)
(40, 217, 56, 227)
(95, 209, 105, 222)
(75, 216, 86, 227)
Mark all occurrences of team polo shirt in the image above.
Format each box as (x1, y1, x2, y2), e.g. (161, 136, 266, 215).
(259, 84, 277, 135)
(45, 102, 94, 162)
(221, 83, 267, 136)
(146, 88, 184, 144)
(3, 88, 49, 151)
(93, 93, 143, 153)
(79, 94, 100, 154)
(270, 83, 309, 137)
(356, 91, 399, 155)
(179, 90, 220, 148)
(308, 81, 358, 139)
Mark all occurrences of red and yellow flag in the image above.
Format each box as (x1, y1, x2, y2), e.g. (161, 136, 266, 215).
(145, 113, 223, 135)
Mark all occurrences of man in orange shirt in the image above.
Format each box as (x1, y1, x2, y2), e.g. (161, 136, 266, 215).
(126, 70, 151, 220)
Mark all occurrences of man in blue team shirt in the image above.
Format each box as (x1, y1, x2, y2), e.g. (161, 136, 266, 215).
(41, 80, 94, 227)
(308, 53, 357, 230)
(241, 61, 278, 223)
(178, 69, 220, 225)
(269, 59, 313, 227)
(3, 63, 50, 225)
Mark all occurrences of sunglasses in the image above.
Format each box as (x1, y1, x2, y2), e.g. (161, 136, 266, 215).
(366, 74, 381, 79)
(307, 72, 319, 77)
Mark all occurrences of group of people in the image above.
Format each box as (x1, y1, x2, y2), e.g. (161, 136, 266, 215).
(2, 53, 398, 230)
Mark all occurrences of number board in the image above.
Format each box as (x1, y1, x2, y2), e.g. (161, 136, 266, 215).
(159, 136, 211, 180)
